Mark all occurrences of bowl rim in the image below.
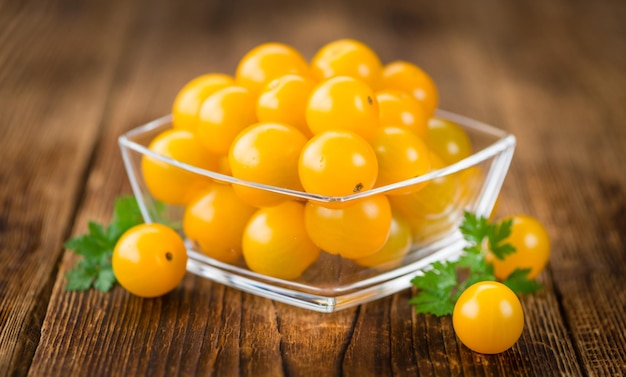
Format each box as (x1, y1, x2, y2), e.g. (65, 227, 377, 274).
(118, 109, 516, 204)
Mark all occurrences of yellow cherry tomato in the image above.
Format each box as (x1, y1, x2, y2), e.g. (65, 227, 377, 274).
(242, 201, 321, 280)
(299, 129, 378, 197)
(112, 223, 188, 298)
(304, 195, 392, 259)
(380, 60, 439, 117)
(310, 39, 383, 88)
(183, 183, 256, 264)
(425, 118, 473, 165)
(376, 89, 429, 138)
(235, 42, 310, 95)
(409, 214, 460, 244)
(306, 76, 379, 140)
(171, 73, 234, 132)
(353, 211, 412, 269)
(256, 74, 316, 138)
(388, 152, 462, 242)
(229, 122, 308, 207)
(370, 125, 431, 194)
(453, 281, 524, 354)
(217, 155, 232, 176)
(388, 151, 460, 217)
(454, 165, 485, 211)
(196, 85, 258, 155)
(141, 129, 218, 205)
(486, 215, 551, 280)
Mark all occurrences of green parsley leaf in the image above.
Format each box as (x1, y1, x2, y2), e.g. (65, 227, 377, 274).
(488, 218, 515, 260)
(107, 196, 143, 240)
(412, 261, 457, 291)
(64, 264, 99, 291)
(410, 211, 542, 316)
(410, 261, 458, 315)
(65, 195, 143, 292)
(64, 231, 105, 259)
(409, 289, 455, 317)
(502, 268, 542, 294)
(94, 267, 117, 292)
(459, 211, 490, 245)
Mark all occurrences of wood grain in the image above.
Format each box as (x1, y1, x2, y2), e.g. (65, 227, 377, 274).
(0, 0, 624, 376)
(0, 0, 136, 374)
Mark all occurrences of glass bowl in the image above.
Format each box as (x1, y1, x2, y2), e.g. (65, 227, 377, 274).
(118, 110, 515, 312)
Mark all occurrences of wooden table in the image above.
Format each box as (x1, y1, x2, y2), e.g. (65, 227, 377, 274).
(2, 0, 625, 375)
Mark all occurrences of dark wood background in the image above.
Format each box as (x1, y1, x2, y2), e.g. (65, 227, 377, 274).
(1, 0, 625, 376)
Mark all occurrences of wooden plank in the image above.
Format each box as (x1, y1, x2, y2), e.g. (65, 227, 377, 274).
(25, 0, 281, 375)
(0, 1, 136, 375)
(376, 1, 588, 375)
(461, 2, 626, 375)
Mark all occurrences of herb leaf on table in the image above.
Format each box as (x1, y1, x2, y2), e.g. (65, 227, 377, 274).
(64, 196, 143, 292)
(410, 211, 541, 316)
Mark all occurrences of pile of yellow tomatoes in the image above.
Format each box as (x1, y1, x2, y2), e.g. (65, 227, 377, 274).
(141, 39, 475, 280)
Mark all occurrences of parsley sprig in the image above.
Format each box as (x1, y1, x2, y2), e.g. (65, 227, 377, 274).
(64, 196, 143, 292)
(409, 211, 541, 316)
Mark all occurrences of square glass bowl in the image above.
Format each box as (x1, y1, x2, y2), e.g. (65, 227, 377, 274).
(118, 110, 515, 312)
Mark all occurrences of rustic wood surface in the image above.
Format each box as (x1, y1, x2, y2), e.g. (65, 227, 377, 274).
(1, 0, 625, 376)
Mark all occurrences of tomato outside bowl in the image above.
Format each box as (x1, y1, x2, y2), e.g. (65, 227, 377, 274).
(118, 110, 515, 312)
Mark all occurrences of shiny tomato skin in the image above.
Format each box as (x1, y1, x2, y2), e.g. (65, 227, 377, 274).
(172, 73, 234, 132)
(487, 215, 551, 280)
(380, 60, 439, 118)
(242, 201, 321, 280)
(236, 42, 310, 95)
(229, 122, 308, 207)
(304, 195, 392, 259)
(310, 38, 383, 88)
(113, 223, 188, 298)
(141, 128, 217, 205)
(306, 76, 379, 140)
(256, 73, 316, 138)
(183, 183, 256, 264)
(453, 281, 525, 354)
(196, 85, 258, 155)
(299, 129, 378, 198)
